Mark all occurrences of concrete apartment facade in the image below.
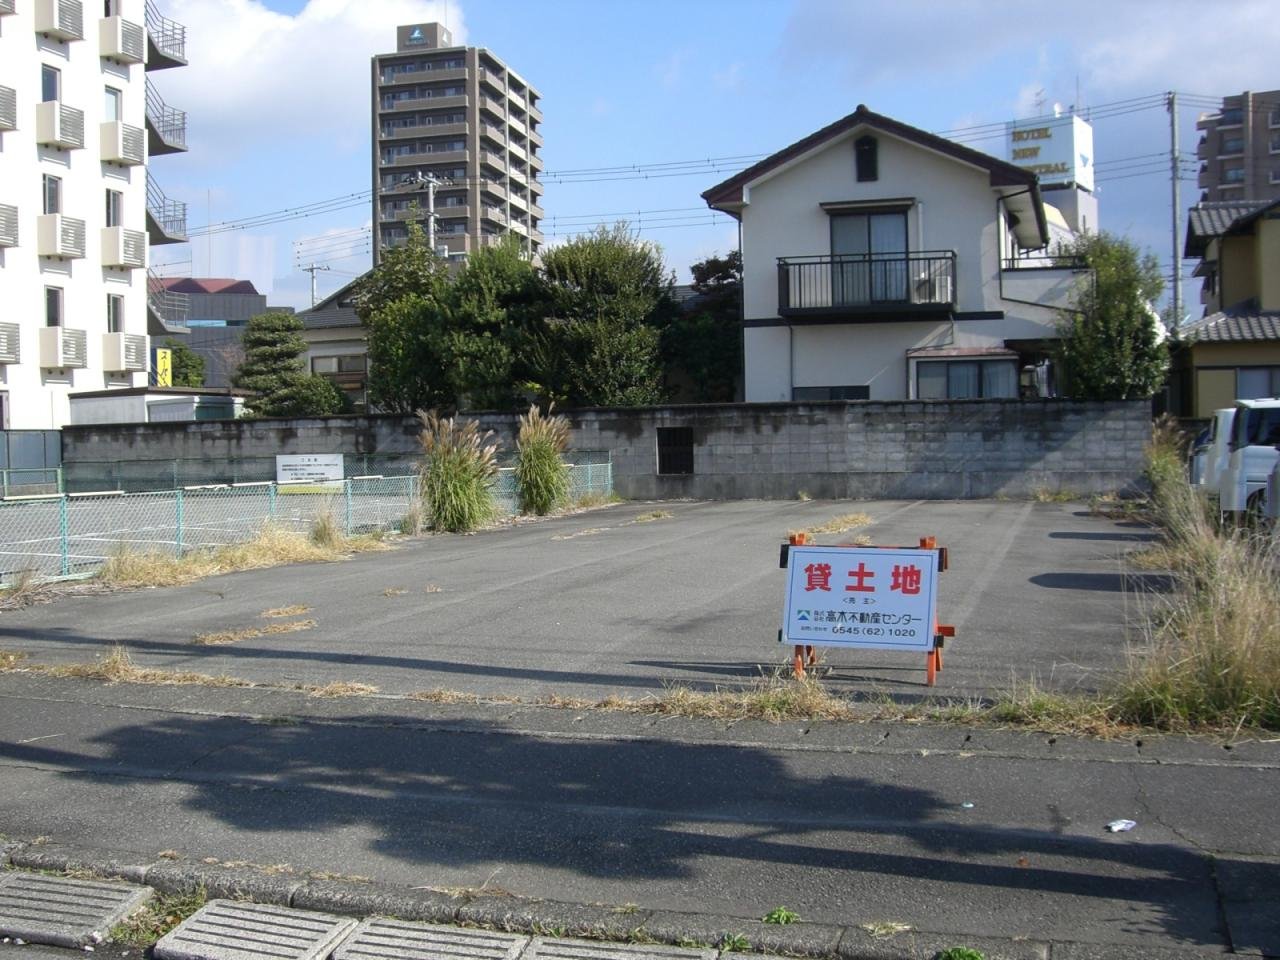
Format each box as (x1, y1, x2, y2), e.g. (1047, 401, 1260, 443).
(0, 0, 190, 429)
(371, 22, 544, 263)
(702, 106, 1089, 404)
(1196, 89, 1280, 203)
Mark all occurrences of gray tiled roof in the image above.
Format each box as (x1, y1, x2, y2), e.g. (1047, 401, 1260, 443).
(1187, 200, 1271, 239)
(1182, 309, 1280, 343)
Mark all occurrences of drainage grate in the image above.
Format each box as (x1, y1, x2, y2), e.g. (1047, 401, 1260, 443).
(0, 871, 153, 949)
(335, 918, 528, 960)
(153, 899, 358, 960)
(524, 939, 719, 960)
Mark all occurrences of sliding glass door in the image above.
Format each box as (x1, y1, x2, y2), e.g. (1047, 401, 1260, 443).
(830, 211, 908, 305)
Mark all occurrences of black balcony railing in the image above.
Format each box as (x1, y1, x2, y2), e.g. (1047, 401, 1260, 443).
(778, 251, 956, 317)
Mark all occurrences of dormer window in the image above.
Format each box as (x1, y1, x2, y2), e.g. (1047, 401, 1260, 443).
(855, 135, 878, 182)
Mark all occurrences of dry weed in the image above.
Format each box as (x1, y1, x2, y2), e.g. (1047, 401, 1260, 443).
(43, 646, 252, 688)
(0, 649, 29, 670)
(261, 605, 311, 619)
(301, 681, 380, 698)
(192, 619, 316, 646)
(803, 512, 873, 537)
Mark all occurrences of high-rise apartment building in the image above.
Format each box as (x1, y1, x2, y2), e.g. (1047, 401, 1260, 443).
(0, 0, 191, 429)
(1196, 89, 1280, 203)
(371, 22, 543, 263)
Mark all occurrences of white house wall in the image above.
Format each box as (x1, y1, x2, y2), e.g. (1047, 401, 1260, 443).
(0, 1, 150, 429)
(735, 124, 1065, 402)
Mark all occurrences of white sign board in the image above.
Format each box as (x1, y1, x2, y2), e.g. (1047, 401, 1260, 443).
(276, 454, 345, 484)
(1005, 114, 1094, 192)
(781, 546, 938, 652)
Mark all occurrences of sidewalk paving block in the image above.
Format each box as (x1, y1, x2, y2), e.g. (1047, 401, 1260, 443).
(153, 899, 358, 960)
(0, 871, 153, 949)
(334, 917, 528, 960)
(524, 937, 718, 960)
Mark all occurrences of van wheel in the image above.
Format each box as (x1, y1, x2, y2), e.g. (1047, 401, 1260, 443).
(1245, 491, 1268, 530)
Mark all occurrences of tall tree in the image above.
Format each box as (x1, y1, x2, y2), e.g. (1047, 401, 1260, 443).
(660, 250, 742, 402)
(163, 338, 206, 388)
(231, 313, 346, 416)
(1056, 232, 1168, 400)
(534, 224, 673, 406)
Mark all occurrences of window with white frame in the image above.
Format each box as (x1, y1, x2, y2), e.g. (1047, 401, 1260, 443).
(917, 359, 1019, 400)
(106, 294, 124, 333)
(104, 86, 121, 123)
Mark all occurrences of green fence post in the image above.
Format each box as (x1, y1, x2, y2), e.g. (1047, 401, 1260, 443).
(175, 489, 185, 558)
(59, 495, 70, 577)
(344, 480, 353, 536)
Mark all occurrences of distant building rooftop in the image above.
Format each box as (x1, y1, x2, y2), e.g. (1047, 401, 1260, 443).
(157, 278, 262, 295)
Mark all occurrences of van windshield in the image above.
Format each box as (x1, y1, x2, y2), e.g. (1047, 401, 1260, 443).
(1244, 408, 1280, 445)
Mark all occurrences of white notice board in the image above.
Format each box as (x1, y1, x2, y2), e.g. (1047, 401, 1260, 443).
(276, 454, 345, 484)
(782, 545, 938, 652)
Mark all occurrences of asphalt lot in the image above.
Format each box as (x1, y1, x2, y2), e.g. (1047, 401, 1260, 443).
(0, 498, 1162, 700)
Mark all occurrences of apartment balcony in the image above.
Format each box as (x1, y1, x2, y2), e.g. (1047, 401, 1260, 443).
(0, 204, 16, 247)
(508, 141, 528, 163)
(102, 332, 148, 372)
(0, 85, 15, 130)
(482, 205, 506, 225)
(478, 68, 504, 93)
(379, 121, 466, 141)
(529, 201, 545, 220)
(480, 122, 506, 145)
(528, 101, 543, 123)
(777, 251, 956, 321)
(1000, 256, 1089, 311)
(481, 179, 507, 202)
(507, 114, 526, 137)
(528, 151, 544, 171)
(0, 323, 18, 364)
(144, 0, 186, 69)
(36, 101, 85, 150)
(380, 67, 467, 86)
(528, 125, 543, 148)
(436, 205, 468, 221)
(102, 226, 146, 268)
(101, 121, 145, 165)
(100, 15, 144, 64)
(39, 326, 87, 369)
(383, 93, 467, 113)
(37, 213, 85, 259)
(146, 173, 186, 245)
(506, 190, 527, 213)
(35, 0, 83, 41)
(147, 267, 189, 333)
(381, 148, 467, 168)
(145, 79, 186, 154)
(479, 95, 505, 119)
(481, 149, 507, 173)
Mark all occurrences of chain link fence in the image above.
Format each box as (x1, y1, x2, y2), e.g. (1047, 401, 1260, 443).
(0, 456, 612, 585)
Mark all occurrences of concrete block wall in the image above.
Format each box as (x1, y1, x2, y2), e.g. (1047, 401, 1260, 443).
(59, 400, 1152, 500)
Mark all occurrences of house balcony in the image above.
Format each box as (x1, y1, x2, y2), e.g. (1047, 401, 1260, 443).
(0, 85, 16, 130)
(37, 213, 85, 259)
(144, 0, 186, 70)
(102, 332, 148, 372)
(145, 79, 186, 154)
(0, 204, 17, 247)
(1000, 256, 1089, 311)
(0, 323, 19, 364)
(36, 101, 85, 150)
(101, 121, 145, 165)
(102, 226, 146, 268)
(147, 266, 189, 333)
(777, 251, 956, 321)
(39, 326, 87, 369)
(100, 15, 145, 64)
(35, 0, 83, 41)
(146, 173, 186, 245)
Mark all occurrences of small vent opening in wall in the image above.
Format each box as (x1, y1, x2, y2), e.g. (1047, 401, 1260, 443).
(656, 427, 694, 475)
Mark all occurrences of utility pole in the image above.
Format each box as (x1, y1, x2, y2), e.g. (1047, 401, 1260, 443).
(414, 172, 441, 252)
(1168, 91, 1182, 334)
(301, 262, 330, 308)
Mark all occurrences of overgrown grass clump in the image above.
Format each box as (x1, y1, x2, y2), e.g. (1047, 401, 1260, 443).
(1110, 416, 1280, 731)
(111, 888, 208, 946)
(515, 404, 571, 516)
(417, 410, 498, 533)
(97, 522, 384, 589)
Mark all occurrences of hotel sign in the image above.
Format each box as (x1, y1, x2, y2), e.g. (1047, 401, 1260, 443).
(1006, 114, 1094, 192)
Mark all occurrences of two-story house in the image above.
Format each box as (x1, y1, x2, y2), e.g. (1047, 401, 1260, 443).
(1174, 197, 1280, 418)
(702, 105, 1088, 403)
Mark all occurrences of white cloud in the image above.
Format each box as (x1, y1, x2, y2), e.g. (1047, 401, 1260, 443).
(159, 0, 466, 155)
(653, 48, 693, 89)
(712, 62, 744, 93)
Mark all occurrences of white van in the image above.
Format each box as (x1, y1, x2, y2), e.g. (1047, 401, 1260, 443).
(1219, 398, 1280, 515)
(1268, 458, 1280, 523)
(1189, 408, 1235, 494)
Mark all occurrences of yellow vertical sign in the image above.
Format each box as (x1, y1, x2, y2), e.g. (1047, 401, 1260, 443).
(155, 348, 173, 387)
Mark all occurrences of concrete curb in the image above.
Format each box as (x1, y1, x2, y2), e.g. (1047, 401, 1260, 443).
(0, 838, 1227, 960)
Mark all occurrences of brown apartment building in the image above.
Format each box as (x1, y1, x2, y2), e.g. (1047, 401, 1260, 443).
(371, 23, 544, 263)
(1196, 89, 1280, 203)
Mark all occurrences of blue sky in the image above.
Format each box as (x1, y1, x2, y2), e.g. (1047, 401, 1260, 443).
(149, 0, 1277, 315)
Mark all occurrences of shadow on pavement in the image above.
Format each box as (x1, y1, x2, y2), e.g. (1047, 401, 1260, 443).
(0, 711, 1225, 950)
(1029, 572, 1175, 593)
(1046, 531, 1161, 543)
